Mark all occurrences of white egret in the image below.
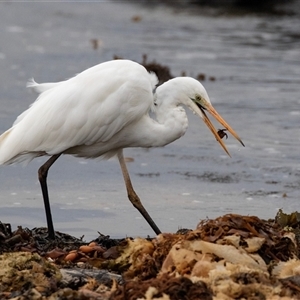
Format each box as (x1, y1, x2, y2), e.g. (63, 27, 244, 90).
(0, 59, 244, 239)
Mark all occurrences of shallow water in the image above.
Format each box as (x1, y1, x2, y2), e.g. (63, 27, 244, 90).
(0, 2, 299, 240)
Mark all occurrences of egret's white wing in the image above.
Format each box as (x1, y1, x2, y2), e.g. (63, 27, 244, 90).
(0, 60, 157, 164)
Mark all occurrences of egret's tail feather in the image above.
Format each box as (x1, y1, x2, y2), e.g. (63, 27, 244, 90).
(27, 78, 60, 94)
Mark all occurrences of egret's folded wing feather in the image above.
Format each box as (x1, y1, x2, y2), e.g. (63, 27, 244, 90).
(0, 60, 155, 164)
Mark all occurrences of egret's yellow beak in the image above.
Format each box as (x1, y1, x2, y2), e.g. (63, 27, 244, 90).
(198, 103, 245, 157)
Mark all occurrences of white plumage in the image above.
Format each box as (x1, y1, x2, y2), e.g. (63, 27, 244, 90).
(0, 59, 244, 238)
(1, 60, 158, 163)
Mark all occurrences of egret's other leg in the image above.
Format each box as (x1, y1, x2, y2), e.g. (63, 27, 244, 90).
(38, 154, 61, 239)
(117, 151, 161, 235)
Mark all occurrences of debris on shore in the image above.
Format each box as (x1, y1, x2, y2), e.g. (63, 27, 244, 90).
(1, 210, 300, 299)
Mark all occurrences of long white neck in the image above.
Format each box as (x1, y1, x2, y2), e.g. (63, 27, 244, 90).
(122, 80, 191, 149)
(150, 102, 188, 147)
(113, 77, 208, 151)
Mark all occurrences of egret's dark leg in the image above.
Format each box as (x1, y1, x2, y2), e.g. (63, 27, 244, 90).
(38, 154, 61, 239)
(117, 151, 161, 235)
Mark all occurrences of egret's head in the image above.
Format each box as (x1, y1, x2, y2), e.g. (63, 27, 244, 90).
(187, 78, 245, 156)
(156, 77, 244, 156)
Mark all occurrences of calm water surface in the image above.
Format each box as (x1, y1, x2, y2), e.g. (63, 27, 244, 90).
(0, 2, 299, 240)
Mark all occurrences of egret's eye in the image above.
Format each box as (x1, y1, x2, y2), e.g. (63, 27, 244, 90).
(195, 95, 202, 102)
(193, 94, 206, 109)
(192, 96, 203, 110)
(190, 95, 201, 103)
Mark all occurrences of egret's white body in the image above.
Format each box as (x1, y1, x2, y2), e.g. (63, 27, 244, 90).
(0, 59, 244, 238)
(0, 60, 159, 163)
